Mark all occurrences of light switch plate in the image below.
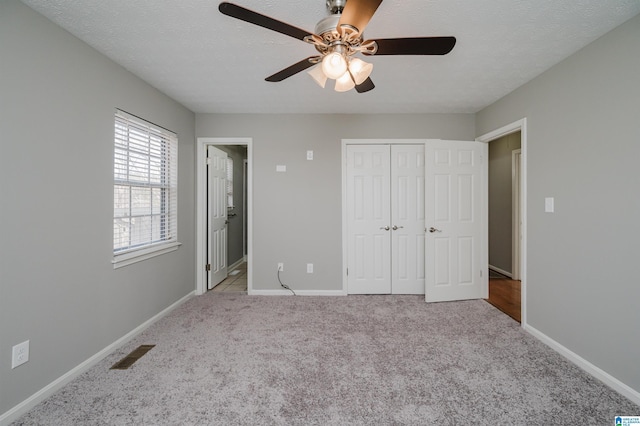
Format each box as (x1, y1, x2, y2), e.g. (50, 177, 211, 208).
(306, 150, 313, 160)
(545, 197, 554, 213)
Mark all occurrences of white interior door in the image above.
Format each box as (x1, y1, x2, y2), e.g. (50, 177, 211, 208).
(425, 140, 485, 302)
(346, 145, 391, 294)
(391, 145, 425, 294)
(346, 144, 425, 294)
(207, 146, 228, 290)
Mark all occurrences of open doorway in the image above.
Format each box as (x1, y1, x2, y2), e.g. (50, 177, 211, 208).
(196, 137, 253, 296)
(208, 145, 248, 293)
(486, 131, 521, 321)
(478, 120, 527, 325)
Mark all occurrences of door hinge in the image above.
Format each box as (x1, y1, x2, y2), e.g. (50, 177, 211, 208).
(206, 263, 211, 272)
(206, 158, 212, 165)
(346, 268, 349, 276)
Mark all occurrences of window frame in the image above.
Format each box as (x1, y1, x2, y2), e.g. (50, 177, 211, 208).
(112, 109, 180, 268)
(226, 157, 234, 210)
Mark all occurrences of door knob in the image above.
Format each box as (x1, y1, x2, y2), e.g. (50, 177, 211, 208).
(428, 227, 441, 233)
(380, 226, 390, 231)
(392, 225, 404, 230)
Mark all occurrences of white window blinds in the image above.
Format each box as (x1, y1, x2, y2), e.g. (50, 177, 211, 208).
(113, 110, 178, 256)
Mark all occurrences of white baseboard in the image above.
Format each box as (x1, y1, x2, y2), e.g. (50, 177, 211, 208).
(524, 324, 640, 406)
(249, 289, 347, 296)
(488, 264, 513, 278)
(228, 258, 245, 271)
(0, 291, 195, 426)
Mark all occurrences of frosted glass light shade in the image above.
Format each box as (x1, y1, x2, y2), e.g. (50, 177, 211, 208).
(322, 52, 348, 79)
(307, 65, 328, 88)
(334, 71, 355, 92)
(348, 58, 373, 85)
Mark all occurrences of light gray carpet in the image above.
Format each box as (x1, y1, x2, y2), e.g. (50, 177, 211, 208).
(13, 294, 639, 425)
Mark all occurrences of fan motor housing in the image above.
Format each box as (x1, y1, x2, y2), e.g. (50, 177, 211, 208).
(315, 15, 341, 37)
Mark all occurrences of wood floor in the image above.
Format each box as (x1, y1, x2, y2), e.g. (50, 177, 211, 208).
(486, 274, 521, 322)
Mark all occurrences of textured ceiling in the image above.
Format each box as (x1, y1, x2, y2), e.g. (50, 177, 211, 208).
(20, 0, 640, 114)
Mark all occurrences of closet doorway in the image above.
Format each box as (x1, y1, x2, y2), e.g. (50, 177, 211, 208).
(345, 144, 425, 294)
(344, 139, 486, 301)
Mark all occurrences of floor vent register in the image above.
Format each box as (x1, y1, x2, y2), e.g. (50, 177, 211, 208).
(110, 345, 155, 370)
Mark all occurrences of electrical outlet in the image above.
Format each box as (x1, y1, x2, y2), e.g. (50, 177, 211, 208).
(307, 263, 314, 273)
(277, 263, 284, 272)
(12, 340, 29, 369)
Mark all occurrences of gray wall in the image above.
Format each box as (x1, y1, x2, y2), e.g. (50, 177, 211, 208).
(0, 0, 195, 415)
(476, 14, 640, 393)
(196, 114, 475, 291)
(488, 132, 521, 274)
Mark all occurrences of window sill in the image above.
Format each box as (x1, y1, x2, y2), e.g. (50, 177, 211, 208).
(112, 242, 182, 269)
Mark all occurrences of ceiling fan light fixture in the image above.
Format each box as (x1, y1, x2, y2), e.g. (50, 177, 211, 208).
(322, 51, 348, 79)
(218, 2, 457, 94)
(348, 58, 373, 85)
(334, 71, 355, 92)
(307, 65, 328, 88)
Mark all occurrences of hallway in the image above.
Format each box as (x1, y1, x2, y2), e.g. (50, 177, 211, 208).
(486, 271, 521, 322)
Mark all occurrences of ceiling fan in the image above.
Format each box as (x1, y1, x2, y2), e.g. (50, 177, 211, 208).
(219, 0, 456, 93)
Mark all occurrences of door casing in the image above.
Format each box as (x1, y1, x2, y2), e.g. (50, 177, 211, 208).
(512, 148, 522, 281)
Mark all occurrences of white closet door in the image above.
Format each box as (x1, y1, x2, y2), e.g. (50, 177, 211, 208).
(391, 145, 425, 294)
(346, 145, 391, 294)
(207, 146, 228, 290)
(425, 140, 484, 302)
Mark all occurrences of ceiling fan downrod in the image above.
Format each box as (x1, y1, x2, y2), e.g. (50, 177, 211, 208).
(326, 0, 347, 15)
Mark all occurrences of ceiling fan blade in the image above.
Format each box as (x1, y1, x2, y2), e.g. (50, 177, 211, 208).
(265, 57, 318, 82)
(355, 77, 375, 93)
(337, 0, 383, 34)
(219, 2, 312, 41)
(366, 36, 456, 55)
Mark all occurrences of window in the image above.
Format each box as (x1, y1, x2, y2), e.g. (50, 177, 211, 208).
(226, 157, 234, 209)
(113, 110, 179, 267)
